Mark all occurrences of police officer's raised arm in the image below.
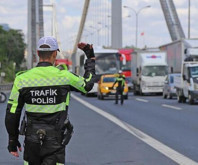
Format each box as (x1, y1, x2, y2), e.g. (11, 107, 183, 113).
(79, 43, 95, 91)
(66, 43, 95, 93)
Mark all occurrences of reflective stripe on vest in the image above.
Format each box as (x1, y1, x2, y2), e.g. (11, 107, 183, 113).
(25, 102, 66, 113)
(24, 161, 29, 165)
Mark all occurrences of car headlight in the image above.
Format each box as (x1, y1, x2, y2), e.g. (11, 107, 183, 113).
(103, 86, 109, 90)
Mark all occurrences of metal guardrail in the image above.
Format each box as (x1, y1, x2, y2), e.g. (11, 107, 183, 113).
(0, 83, 13, 91)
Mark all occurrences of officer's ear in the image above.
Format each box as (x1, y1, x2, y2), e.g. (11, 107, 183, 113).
(52, 51, 57, 59)
(50, 51, 57, 64)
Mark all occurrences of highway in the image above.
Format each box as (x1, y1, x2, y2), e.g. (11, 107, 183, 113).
(0, 92, 198, 165)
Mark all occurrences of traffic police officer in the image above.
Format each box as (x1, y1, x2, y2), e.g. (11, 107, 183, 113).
(5, 36, 95, 165)
(112, 71, 125, 105)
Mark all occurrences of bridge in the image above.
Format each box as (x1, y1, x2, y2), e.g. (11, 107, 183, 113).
(27, 0, 185, 69)
(1, 1, 198, 165)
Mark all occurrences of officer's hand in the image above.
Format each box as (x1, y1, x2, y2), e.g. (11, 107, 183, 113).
(8, 140, 22, 157)
(78, 42, 95, 59)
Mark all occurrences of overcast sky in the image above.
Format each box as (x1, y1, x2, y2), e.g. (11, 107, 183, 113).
(0, 0, 197, 51)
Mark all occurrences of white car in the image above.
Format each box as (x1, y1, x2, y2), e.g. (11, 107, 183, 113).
(163, 73, 180, 99)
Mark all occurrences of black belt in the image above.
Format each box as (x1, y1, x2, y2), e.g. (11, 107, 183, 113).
(26, 127, 62, 138)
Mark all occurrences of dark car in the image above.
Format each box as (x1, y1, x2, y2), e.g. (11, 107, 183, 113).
(163, 73, 181, 99)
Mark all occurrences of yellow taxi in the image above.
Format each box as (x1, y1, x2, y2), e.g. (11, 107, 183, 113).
(97, 74, 128, 100)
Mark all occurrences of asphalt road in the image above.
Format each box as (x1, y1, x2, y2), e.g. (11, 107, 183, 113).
(0, 92, 198, 164)
(68, 92, 198, 165)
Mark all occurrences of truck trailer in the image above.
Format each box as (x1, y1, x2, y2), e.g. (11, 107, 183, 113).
(132, 50, 168, 95)
(160, 39, 198, 104)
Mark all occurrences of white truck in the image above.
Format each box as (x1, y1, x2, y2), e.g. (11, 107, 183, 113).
(160, 39, 198, 104)
(132, 50, 168, 95)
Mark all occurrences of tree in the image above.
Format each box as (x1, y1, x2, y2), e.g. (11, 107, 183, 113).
(0, 26, 26, 82)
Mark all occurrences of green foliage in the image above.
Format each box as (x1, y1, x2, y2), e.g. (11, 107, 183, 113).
(2, 61, 15, 82)
(0, 26, 26, 82)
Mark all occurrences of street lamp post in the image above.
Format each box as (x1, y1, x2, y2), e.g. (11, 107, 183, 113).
(124, 5, 150, 48)
(188, 0, 191, 39)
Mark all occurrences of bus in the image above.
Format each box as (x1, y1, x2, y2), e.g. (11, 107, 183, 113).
(78, 48, 121, 95)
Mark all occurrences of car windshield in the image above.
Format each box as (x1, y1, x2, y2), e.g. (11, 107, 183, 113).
(170, 74, 180, 84)
(103, 77, 116, 83)
(170, 76, 174, 83)
(142, 66, 168, 77)
(95, 53, 120, 75)
(190, 66, 198, 78)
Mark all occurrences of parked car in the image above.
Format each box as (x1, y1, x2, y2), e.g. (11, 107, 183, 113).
(97, 74, 128, 100)
(163, 73, 181, 99)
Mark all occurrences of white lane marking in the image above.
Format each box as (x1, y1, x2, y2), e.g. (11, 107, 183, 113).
(71, 93, 198, 165)
(162, 104, 182, 110)
(136, 98, 149, 103)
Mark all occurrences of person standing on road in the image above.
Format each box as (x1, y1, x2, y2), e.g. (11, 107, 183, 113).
(5, 36, 95, 165)
(112, 71, 125, 105)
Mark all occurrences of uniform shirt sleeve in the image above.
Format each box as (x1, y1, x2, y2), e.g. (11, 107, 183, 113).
(83, 59, 95, 91)
(5, 77, 24, 140)
(112, 78, 118, 88)
(65, 59, 95, 93)
(65, 71, 92, 93)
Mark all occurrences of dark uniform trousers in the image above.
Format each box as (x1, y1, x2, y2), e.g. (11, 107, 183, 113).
(115, 87, 124, 105)
(24, 138, 65, 165)
(24, 122, 65, 165)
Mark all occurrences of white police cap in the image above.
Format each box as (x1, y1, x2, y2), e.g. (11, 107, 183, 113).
(37, 36, 60, 51)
